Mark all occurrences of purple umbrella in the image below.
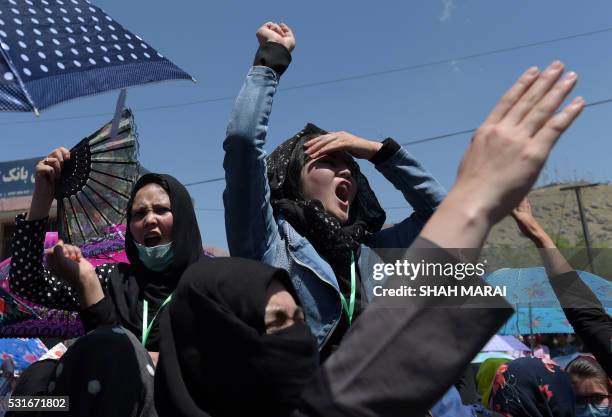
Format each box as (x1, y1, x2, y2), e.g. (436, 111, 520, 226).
(481, 335, 529, 352)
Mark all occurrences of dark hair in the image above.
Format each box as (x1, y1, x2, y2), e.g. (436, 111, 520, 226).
(282, 133, 314, 202)
(567, 356, 610, 393)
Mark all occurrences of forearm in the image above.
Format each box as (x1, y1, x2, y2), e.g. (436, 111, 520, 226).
(78, 294, 119, 333)
(26, 186, 53, 221)
(419, 188, 492, 253)
(527, 228, 573, 277)
(223, 44, 290, 258)
(75, 273, 104, 309)
(223, 42, 290, 154)
(9, 214, 79, 310)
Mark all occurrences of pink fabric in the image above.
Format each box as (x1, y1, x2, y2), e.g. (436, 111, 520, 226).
(41, 227, 130, 266)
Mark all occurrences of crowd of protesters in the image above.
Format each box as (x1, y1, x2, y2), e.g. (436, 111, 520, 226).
(0, 21, 610, 417)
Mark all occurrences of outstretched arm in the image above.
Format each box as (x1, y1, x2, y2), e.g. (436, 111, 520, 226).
(511, 198, 572, 275)
(421, 62, 583, 251)
(223, 22, 295, 260)
(299, 62, 585, 416)
(9, 148, 112, 311)
(512, 197, 612, 375)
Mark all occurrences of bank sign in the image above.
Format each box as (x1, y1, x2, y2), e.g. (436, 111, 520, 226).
(0, 158, 42, 199)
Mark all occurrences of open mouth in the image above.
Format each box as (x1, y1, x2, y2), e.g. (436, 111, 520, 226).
(335, 182, 352, 205)
(143, 235, 162, 247)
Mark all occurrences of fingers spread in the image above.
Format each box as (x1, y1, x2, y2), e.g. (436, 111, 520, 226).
(504, 61, 565, 126)
(521, 71, 578, 137)
(483, 66, 540, 125)
(532, 96, 585, 152)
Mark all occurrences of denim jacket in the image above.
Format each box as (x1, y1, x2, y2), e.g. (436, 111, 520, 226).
(223, 65, 447, 348)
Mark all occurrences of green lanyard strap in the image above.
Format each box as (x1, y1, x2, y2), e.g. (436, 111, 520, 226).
(142, 294, 173, 346)
(339, 252, 356, 325)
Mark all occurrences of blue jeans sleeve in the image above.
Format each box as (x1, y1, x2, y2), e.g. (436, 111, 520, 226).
(370, 147, 447, 248)
(223, 66, 281, 259)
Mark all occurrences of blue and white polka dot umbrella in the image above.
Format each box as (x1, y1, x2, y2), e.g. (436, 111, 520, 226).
(0, 0, 192, 114)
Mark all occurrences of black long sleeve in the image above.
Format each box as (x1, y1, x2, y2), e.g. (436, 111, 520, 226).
(253, 41, 291, 76)
(78, 295, 120, 332)
(298, 237, 513, 417)
(8, 214, 116, 319)
(549, 270, 612, 375)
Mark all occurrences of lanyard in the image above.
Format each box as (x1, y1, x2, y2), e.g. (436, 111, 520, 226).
(142, 294, 172, 346)
(339, 252, 356, 325)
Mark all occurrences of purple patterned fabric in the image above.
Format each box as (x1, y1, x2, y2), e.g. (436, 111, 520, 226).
(0, 229, 128, 338)
(0, 227, 215, 338)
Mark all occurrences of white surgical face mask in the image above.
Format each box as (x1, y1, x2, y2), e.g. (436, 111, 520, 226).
(134, 241, 174, 272)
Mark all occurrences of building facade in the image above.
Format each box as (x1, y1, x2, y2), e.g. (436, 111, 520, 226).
(0, 157, 57, 260)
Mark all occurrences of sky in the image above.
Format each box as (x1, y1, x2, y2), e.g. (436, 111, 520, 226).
(1, 0, 611, 249)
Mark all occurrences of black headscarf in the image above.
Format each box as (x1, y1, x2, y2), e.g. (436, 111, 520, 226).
(106, 173, 203, 351)
(266, 123, 386, 280)
(155, 257, 319, 417)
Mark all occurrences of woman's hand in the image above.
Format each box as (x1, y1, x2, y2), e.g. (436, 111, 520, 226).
(304, 131, 382, 160)
(421, 61, 584, 249)
(45, 241, 104, 307)
(452, 61, 584, 225)
(27, 147, 70, 221)
(256, 22, 295, 52)
(511, 198, 546, 243)
(45, 241, 91, 286)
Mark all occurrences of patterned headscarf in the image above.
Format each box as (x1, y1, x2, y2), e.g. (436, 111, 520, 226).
(490, 357, 575, 417)
(477, 357, 511, 406)
(266, 123, 386, 270)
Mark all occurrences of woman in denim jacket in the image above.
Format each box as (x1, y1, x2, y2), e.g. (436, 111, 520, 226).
(223, 22, 446, 356)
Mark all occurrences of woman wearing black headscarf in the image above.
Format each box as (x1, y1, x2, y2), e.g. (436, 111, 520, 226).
(154, 253, 510, 417)
(223, 23, 446, 357)
(10, 168, 203, 352)
(8, 159, 203, 416)
(155, 257, 319, 417)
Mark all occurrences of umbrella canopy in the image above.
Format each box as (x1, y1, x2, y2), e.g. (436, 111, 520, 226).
(0, 0, 192, 113)
(471, 351, 514, 364)
(481, 335, 529, 352)
(486, 267, 612, 334)
(553, 353, 595, 369)
(0, 338, 47, 371)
